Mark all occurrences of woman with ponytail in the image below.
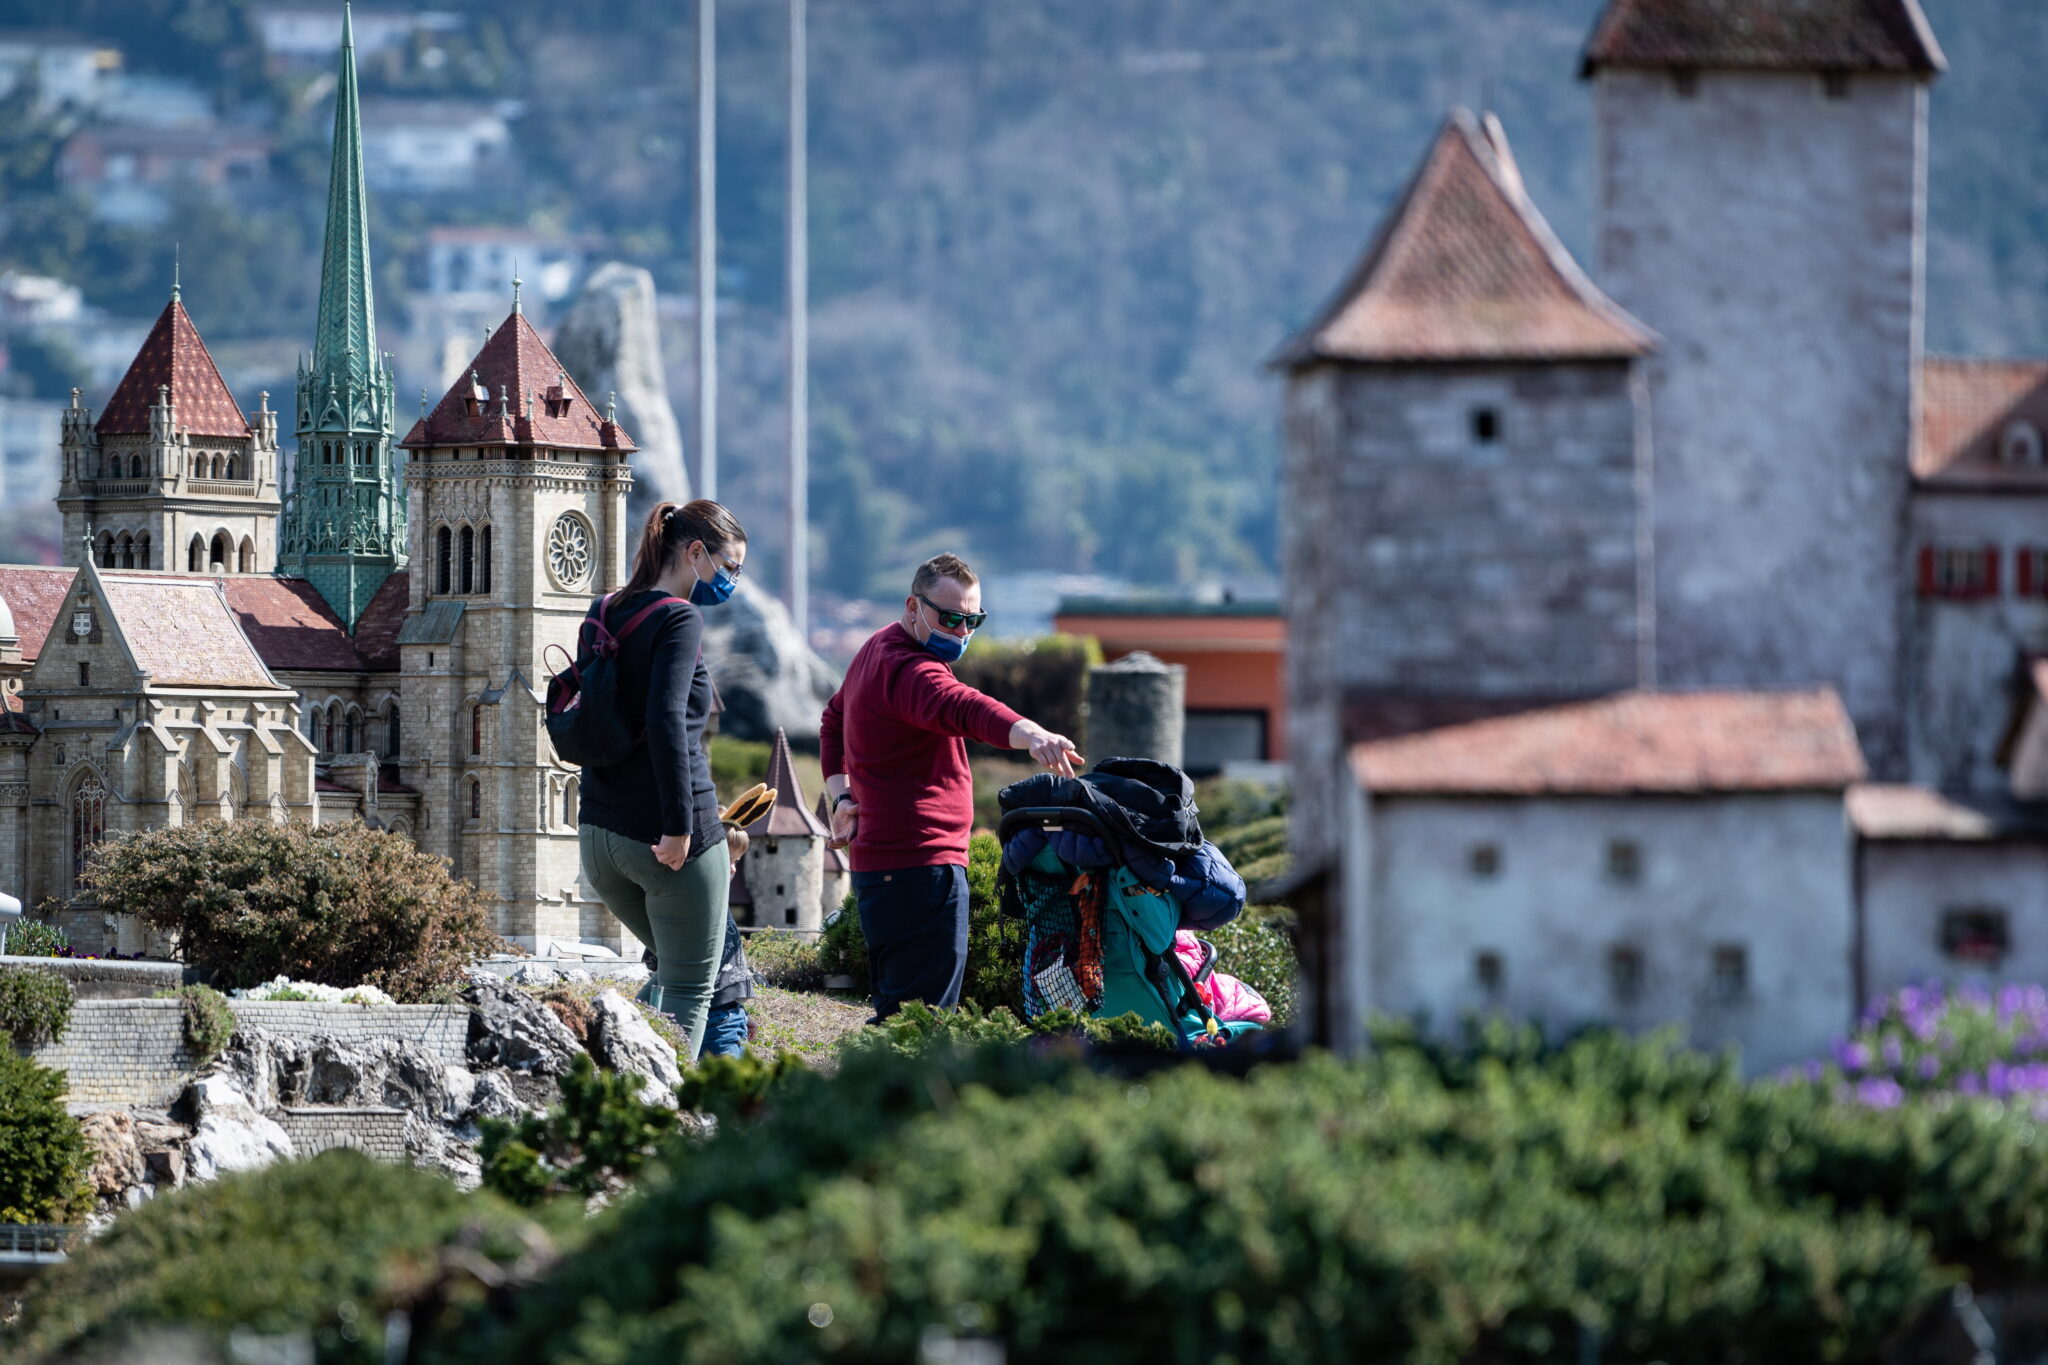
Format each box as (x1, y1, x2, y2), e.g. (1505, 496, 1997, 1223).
(576, 498, 747, 1059)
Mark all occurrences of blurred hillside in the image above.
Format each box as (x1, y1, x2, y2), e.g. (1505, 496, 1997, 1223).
(0, 0, 2037, 596)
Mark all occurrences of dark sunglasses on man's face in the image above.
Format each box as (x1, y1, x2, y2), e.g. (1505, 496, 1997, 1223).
(918, 594, 988, 631)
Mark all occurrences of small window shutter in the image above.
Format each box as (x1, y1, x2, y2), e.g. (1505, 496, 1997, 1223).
(1917, 546, 1937, 596)
(1983, 546, 2002, 597)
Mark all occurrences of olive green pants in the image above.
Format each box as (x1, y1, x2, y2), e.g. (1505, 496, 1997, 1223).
(579, 825, 729, 1062)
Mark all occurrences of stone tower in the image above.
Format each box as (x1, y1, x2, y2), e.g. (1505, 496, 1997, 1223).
(394, 301, 635, 950)
(56, 284, 282, 573)
(278, 3, 404, 626)
(1275, 109, 1655, 862)
(1583, 0, 1945, 776)
(730, 728, 827, 931)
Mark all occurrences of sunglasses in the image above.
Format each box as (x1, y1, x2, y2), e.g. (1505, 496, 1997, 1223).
(918, 594, 988, 631)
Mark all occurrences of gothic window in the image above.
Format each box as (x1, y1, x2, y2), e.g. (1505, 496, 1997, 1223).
(460, 526, 475, 594)
(136, 533, 150, 570)
(69, 771, 106, 889)
(116, 533, 133, 569)
(324, 706, 336, 755)
(479, 526, 492, 594)
(210, 531, 231, 571)
(436, 527, 452, 594)
(344, 707, 360, 753)
(383, 703, 401, 759)
(97, 531, 114, 565)
(188, 536, 204, 572)
(190, 455, 201, 478)
(563, 777, 578, 827)
(468, 778, 481, 822)
(471, 704, 483, 756)
(78, 661, 88, 686)
(130, 454, 144, 478)
(547, 513, 595, 591)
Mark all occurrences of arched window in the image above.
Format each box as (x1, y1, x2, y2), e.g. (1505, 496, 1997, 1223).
(344, 707, 359, 753)
(468, 779, 481, 822)
(460, 525, 475, 594)
(69, 771, 106, 888)
(188, 535, 205, 572)
(471, 704, 483, 755)
(135, 533, 151, 570)
(383, 703, 401, 759)
(479, 525, 492, 594)
(239, 538, 255, 574)
(116, 533, 133, 569)
(324, 706, 336, 755)
(2002, 421, 2044, 469)
(130, 454, 145, 478)
(563, 777, 578, 827)
(97, 531, 114, 565)
(210, 531, 231, 571)
(436, 526, 452, 593)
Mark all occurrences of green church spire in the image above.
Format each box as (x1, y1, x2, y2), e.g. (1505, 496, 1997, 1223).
(280, 1, 406, 628)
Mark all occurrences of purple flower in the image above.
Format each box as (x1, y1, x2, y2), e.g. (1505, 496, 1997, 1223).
(1882, 1035, 1905, 1068)
(1959, 1074, 1984, 1096)
(1855, 1078, 1905, 1110)
(1803, 1059, 1826, 1083)
(1836, 1040, 1872, 1073)
(1918, 1054, 1941, 1080)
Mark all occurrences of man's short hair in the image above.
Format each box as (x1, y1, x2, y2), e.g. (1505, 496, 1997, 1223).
(912, 553, 978, 597)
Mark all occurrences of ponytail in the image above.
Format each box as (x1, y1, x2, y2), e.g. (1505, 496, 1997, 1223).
(620, 498, 747, 598)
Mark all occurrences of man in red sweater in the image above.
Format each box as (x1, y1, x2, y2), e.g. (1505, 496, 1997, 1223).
(821, 552, 1081, 1019)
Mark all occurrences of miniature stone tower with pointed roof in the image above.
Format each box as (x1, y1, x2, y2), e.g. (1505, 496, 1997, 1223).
(1276, 108, 1655, 861)
(278, 3, 406, 627)
(56, 276, 282, 575)
(393, 287, 635, 950)
(730, 728, 828, 931)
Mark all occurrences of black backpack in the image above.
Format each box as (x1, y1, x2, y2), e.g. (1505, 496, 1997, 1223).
(544, 592, 684, 768)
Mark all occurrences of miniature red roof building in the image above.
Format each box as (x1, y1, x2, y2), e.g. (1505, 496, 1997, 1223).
(1581, 0, 1944, 76)
(399, 309, 634, 453)
(96, 294, 252, 439)
(1914, 358, 2048, 489)
(1273, 110, 1655, 368)
(1351, 688, 1866, 796)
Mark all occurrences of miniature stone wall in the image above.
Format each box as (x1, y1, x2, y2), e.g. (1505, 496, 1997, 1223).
(0, 955, 188, 1000)
(29, 999, 468, 1110)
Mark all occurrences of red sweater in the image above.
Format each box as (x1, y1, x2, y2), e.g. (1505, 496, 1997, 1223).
(820, 624, 1022, 872)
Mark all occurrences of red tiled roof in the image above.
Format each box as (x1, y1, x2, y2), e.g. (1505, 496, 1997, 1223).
(0, 564, 78, 661)
(96, 296, 252, 439)
(1581, 0, 1944, 75)
(400, 310, 634, 453)
(1274, 110, 1654, 368)
(747, 728, 827, 840)
(97, 572, 278, 688)
(1914, 358, 2048, 489)
(222, 577, 364, 671)
(1351, 688, 1866, 796)
(315, 776, 357, 795)
(352, 571, 409, 671)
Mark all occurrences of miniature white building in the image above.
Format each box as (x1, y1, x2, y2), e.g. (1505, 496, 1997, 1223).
(729, 729, 828, 932)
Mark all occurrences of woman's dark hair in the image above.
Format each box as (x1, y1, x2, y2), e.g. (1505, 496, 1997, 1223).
(620, 499, 746, 598)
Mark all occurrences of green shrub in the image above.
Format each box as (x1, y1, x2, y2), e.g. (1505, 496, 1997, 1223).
(1213, 810, 1290, 887)
(1205, 909, 1297, 1025)
(0, 964, 73, 1047)
(746, 928, 825, 991)
(433, 1034, 1951, 1365)
(479, 1053, 680, 1206)
(961, 831, 1023, 1012)
(817, 898, 867, 990)
(953, 633, 1100, 753)
(708, 734, 770, 797)
(0, 1050, 93, 1224)
(153, 985, 236, 1063)
(83, 820, 504, 1002)
(10, 1149, 552, 1363)
(4, 917, 67, 957)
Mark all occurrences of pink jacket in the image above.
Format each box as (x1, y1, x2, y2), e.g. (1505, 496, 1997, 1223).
(1174, 932, 1271, 1025)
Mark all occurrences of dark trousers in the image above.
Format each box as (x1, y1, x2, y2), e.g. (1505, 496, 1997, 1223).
(853, 864, 970, 1020)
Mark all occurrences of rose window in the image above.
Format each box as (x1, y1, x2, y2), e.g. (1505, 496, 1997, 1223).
(548, 513, 594, 590)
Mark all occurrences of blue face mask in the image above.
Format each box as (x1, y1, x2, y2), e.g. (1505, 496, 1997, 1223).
(920, 603, 971, 662)
(689, 554, 738, 607)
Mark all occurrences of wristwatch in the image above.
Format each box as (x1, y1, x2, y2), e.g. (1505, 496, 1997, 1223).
(834, 791, 856, 808)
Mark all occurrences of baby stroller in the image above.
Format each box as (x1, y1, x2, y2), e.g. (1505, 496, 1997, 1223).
(997, 759, 1267, 1048)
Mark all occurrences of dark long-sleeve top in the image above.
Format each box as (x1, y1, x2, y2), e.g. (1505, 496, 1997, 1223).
(576, 589, 727, 861)
(820, 623, 1021, 871)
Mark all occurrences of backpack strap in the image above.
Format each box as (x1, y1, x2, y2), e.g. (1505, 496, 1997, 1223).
(611, 594, 686, 643)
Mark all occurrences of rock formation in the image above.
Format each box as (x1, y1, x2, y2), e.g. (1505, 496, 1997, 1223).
(459, 977, 584, 1076)
(553, 263, 689, 525)
(702, 579, 842, 743)
(586, 989, 682, 1106)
